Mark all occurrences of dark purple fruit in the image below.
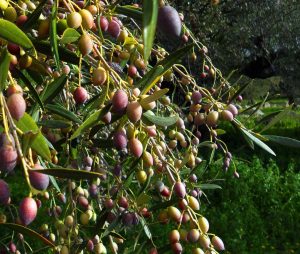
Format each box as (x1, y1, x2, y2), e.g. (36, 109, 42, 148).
(122, 212, 133, 226)
(112, 90, 128, 114)
(174, 182, 186, 199)
(19, 197, 38, 225)
(0, 179, 10, 205)
(158, 6, 182, 38)
(73, 87, 88, 104)
(171, 242, 183, 254)
(113, 130, 127, 150)
(0, 145, 17, 173)
(29, 164, 49, 191)
(7, 93, 26, 120)
(191, 91, 202, 104)
(100, 16, 109, 31)
(107, 20, 121, 38)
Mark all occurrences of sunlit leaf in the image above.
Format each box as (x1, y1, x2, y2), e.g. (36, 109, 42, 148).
(34, 168, 103, 180)
(142, 0, 158, 61)
(143, 110, 178, 127)
(60, 28, 81, 44)
(0, 48, 10, 92)
(16, 113, 51, 160)
(0, 19, 33, 49)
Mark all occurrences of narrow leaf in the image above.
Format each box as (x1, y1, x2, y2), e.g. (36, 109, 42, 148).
(0, 19, 33, 49)
(138, 43, 194, 93)
(114, 6, 143, 22)
(42, 74, 67, 104)
(37, 120, 71, 129)
(16, 113, 51, 160)
(60, 28, 81, 44)
(31, 38, 81, 65)
(0, 49, 10, 92)
(49, 175, 61, 192)
(228, 80, 252, 103)
(50, 1, 60, 70)
(143, 110, 178, 127)
(140, 88, 168, 106)
(260, 105, 292, 133)
(70, 104, 111, 140)
(34, 168, 103, 180)
(197, 183, 222, 190)
(22, 0, 47, 31)
(140, 216, 152, 240)
(263, 135, 300, 148)
(142, 0, 158, 61)
(16, 69, 44, 110)
(45, 104, 82, 124)
(241, 128, 276, 156)
(0, 223, 55, 248)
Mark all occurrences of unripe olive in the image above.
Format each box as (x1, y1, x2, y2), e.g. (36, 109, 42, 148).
(94, 242, 107, 254)
(174, 182, 186, 199)
(142, 151, 153, 167)
(117, 29, 128, 43)
(169, 229, 180, 243)
(92, 67, 107, 86)
(64, 215, 74, 227)
(86, 5, 97, 15)
(4, 7, 17, 22)
(206, 111, 219, 126)
(128, 138, 143, 158)
(126, 101, 142, 122)
(67, 12, 82, 29)
(199, 234, 211, 250)
(167, 206, 181, 222)
(0, 0, 8, 10)
(19, 54, 32, 69)
(158, 209, 169, 224)
(194, 113, 206, 126)
(19, 197, 37, 225)
(79, 9, 94, 29)
(73, 87, 88, 104)
(198, 216, 209, 233)
(187, 196, 200, 210)
(38, 19, 50, 39)
(136, 170, 147, 184)
(60, 245, 69, 254)
(80, 212, 90, 225)
(0, 179, 10, 205)
(0, 145, 17, 173)
(112, 90, 128, 114)
(78, 33, 93, 56)
(211, 235, 225, 251)
(192, 248, 204, 254)
(29, 164, 49, 191)
(187, 229, 200, 243)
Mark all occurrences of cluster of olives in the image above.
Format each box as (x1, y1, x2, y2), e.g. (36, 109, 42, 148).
(0, 0, 250, 253)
